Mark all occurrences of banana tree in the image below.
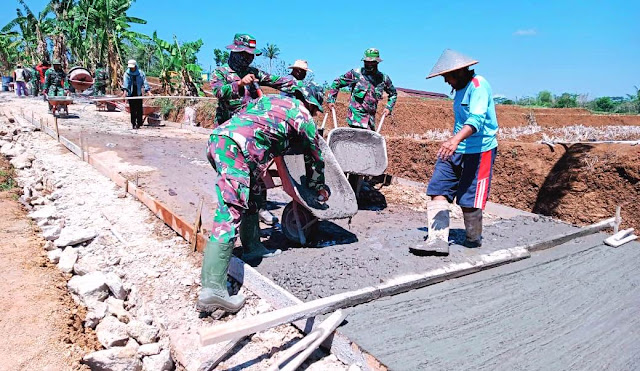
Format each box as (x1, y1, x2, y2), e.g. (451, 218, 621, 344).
(171, 36, 203, 96)
(2, 0, 52, 64)
(0, 32, 21, 75)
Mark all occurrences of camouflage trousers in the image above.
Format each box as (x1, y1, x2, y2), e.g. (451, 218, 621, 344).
(46, 86, 65, 97)
(347, 105, 376, 130)
(207, 134, 265, 243)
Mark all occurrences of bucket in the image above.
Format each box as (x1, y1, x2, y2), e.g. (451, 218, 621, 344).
(1, 76, 12, 91)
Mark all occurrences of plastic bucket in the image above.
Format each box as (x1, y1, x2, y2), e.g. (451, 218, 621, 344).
(1, 76, 11, 91)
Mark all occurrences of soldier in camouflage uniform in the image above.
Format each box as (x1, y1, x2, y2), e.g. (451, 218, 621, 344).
(327, 48, 397, 130)
(29, 65, 40, 96)
(93, 62, 110, 96)
(198, 84, 329, 313)
(42, 59, 69, 112)
(210, 33, 299, 126)
(211, 33, 300, 226)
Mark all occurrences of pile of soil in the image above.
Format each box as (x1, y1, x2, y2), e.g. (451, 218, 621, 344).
(387, 138, 640, 230)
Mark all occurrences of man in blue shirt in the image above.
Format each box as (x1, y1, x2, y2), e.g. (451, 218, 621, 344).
(412, 49, 499, 256)
(121, 59, 151, 129)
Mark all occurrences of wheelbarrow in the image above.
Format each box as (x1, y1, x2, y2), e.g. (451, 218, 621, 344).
(261, 137, 358, 246)
(114, 100, 162, 125)
(324, 107, 388, 196)
(93, 95, 120, 112)
(46, 96, 73, 117)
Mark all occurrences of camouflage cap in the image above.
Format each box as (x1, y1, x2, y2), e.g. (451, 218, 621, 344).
(362, 48, 382, 62)
(226, 33, 263, 56)
(291, 82, 324, 113)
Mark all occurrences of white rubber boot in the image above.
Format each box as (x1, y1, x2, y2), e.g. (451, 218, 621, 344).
(463, 209, 483, 248)
(411, 200, 450, 255)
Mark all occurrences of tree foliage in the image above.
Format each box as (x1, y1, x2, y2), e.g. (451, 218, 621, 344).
(213, 48, 229, 67)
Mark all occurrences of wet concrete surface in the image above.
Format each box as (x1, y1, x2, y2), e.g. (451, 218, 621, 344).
(340, 234, 640, 371)
(256, 212, 577, 300)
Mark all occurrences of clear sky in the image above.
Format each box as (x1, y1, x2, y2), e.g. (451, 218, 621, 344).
(2, 0, 638, 99)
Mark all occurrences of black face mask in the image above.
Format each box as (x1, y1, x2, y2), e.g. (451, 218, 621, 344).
(228, 52, 253, 72)
(363, 63, 378, 74)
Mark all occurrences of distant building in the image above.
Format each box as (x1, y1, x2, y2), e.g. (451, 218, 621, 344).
(396, 87, 448, 100)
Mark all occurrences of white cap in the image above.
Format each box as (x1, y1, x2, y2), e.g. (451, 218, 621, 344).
(127, 59, 137, 68)
(288, 59, 312, 72)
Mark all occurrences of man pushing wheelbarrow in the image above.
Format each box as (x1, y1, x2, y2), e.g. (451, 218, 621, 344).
(199, 84, 329, 313)
(42, 59, 70, 115)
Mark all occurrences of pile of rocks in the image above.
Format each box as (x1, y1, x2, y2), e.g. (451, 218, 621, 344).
(1, 116, 174, 371)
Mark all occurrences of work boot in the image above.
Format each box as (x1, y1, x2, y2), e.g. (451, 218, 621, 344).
(240, 213, 281, 260)
(197, 239, 245, 313)
(410, 200, 450, 256)
(462, 209, 483, 248)
(258, 208, 278, 226)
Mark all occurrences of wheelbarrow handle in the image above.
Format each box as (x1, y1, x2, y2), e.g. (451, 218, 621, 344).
(376, 112, 387, 134)
(331, 107, 338, 129)
(252, 81, 263, 98)
(321, 112, 328, 129)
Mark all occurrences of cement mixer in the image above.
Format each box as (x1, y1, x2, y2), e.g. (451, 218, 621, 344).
(68, 66, 94, 93)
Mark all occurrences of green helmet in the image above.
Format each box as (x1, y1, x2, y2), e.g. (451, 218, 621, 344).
(362, 48, 382, 62)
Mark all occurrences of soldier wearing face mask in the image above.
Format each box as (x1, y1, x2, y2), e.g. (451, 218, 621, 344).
(210, 33, 299, 126)
(327, 48, 397, 131)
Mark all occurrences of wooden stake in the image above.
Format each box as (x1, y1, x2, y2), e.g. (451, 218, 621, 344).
(191, 198, 204, 252)
(199, 246, 530, 346)
(614, 206, 621, 234)
(54, 116, 60, 141)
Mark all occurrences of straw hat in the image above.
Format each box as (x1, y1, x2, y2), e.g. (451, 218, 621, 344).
(426, 49, 478, 79)
(288, 60, 312, 72)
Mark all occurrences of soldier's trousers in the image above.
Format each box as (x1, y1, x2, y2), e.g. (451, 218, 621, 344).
(207, 135, 264, 244)
(94, 85, 106, 96)
(46, 87, 65, 110)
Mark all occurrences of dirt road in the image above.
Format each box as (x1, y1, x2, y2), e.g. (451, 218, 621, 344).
(0, 157, 97, 370)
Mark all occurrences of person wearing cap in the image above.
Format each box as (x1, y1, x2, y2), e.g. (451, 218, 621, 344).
(288, 60, 312, 81)
(93, 62, 110, 96)
(13, 64, 28, 97)
(199, 84, 329, 313)
(327, 48, 397, 131)
(42, 60, 69, 112)
(211, 33, 299, 228)
(411, 49, 499, 256)
(121, 59, 151, 129)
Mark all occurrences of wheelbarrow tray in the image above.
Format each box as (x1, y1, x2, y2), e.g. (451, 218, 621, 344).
(280, 137, 357, 220)
(47, 96, 74, 105)
(327, 127, 388, 176)
(124, 105, 161, 115)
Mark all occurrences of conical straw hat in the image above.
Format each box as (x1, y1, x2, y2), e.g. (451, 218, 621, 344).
(426, 49, 478, 79)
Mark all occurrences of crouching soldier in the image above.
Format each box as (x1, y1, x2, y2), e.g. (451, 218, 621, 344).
(412, 49, 499, 256)
(199, 84, 330, 313)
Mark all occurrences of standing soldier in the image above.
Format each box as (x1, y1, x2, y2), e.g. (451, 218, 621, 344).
(93, 62, 110, 96)
(288, 59, 312, 81)
(411, 49, 499, 256)
(42, 59, 69, 112)
(210, 33, 299, 227)
(199, 85, 329, 313)
(29, 65, 40, 96)
(327, 48, 397, 131)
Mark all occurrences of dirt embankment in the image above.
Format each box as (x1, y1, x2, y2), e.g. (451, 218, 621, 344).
(387, 138, 640, 230)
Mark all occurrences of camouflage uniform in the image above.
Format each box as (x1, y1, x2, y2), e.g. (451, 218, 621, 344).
(327, 67, 397, 130)
(93, 67, 109, 95)
(43, 67, 69, 97)
(207, 94, 326, 243)
(210, 64, 298, 125)
(29, 67, 40, 96)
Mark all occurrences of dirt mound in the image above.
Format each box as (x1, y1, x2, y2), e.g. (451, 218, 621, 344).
(386, 138, 640, 230)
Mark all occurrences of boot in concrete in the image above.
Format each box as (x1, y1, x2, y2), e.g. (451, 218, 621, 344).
(197, 239, 245, 313)
(241, 213, 281, 260)
(258, 208, 278, 226)
(411, 199, 450, 256)
(463, 209, 483, 248)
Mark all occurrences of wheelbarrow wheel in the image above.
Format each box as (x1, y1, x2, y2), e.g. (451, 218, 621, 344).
(281, 201, 315, 246)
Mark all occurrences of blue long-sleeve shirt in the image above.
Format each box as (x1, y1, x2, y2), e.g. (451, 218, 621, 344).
(121, 68, 150, 97)
(453, 74, 499, 154)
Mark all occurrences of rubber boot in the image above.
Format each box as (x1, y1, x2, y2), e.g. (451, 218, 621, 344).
(463, 209, 483, 248)
(240, 213, 281, 260)
(197, 240, 245, 313)
(258, 208, 278, 226)
(410, 200, 450, 255)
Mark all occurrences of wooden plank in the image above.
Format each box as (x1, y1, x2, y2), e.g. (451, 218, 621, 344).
(272, 310, 347, 371)
(200, 246, 530, 346)
(526, 217, 615, 252)
(58, 135, 83, 158)
(191, 198, 204, 251)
